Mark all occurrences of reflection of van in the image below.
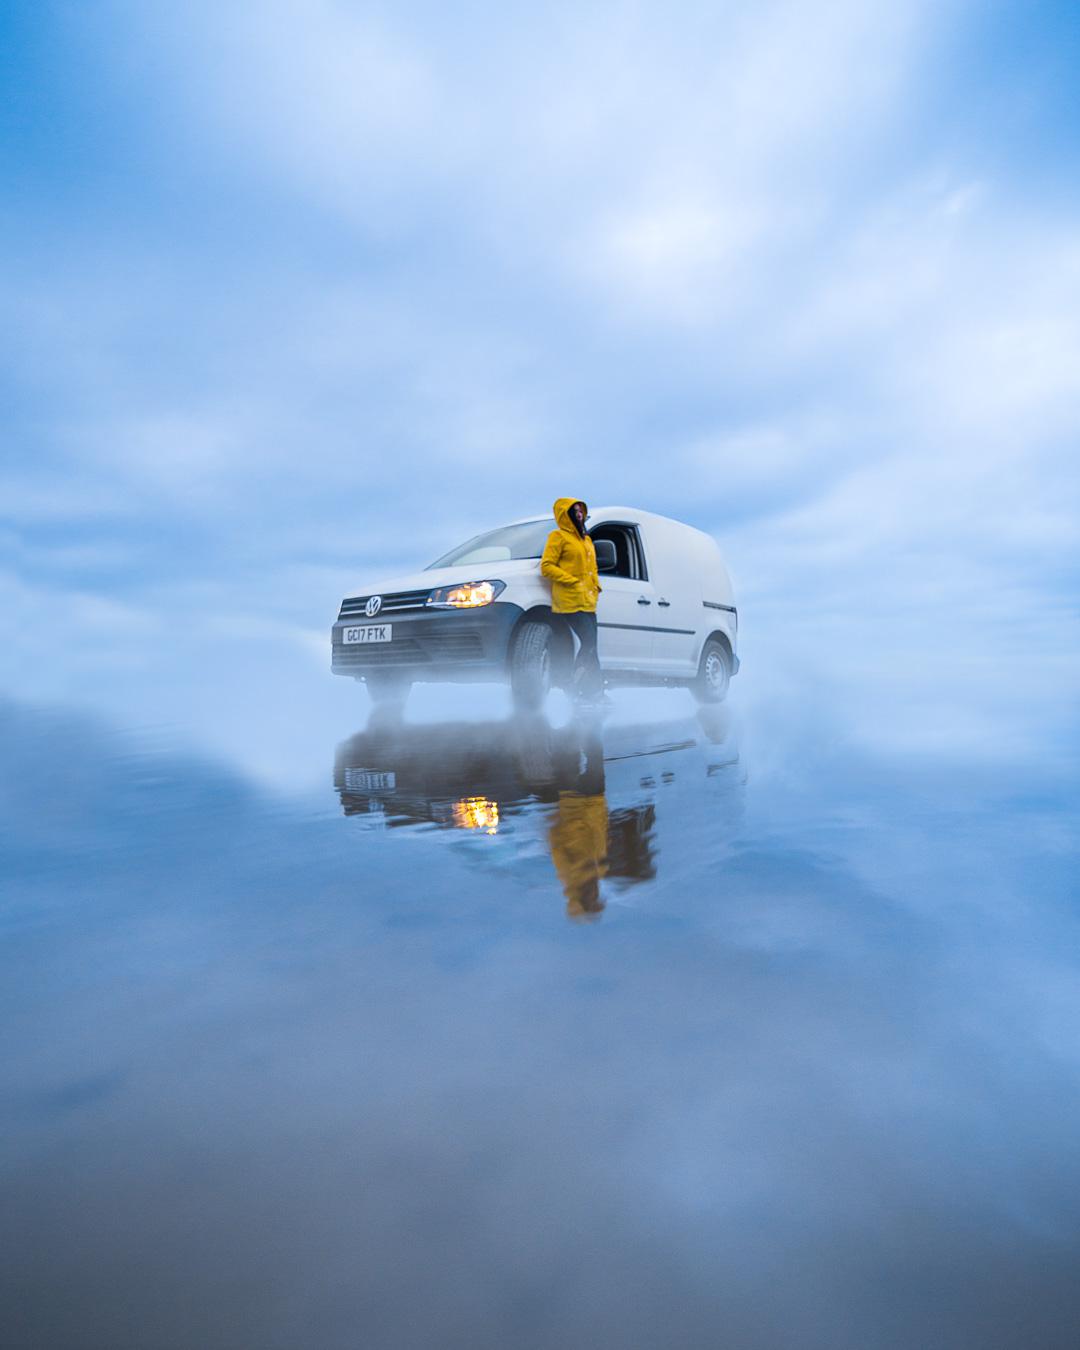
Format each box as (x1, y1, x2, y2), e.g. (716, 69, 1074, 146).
(330, 507, 739, 707)
(332, 710, 743, 917)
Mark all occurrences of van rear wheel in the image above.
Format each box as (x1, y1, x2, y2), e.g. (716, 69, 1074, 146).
(510, 621, 553, 709)
(693, 639, 731, 704)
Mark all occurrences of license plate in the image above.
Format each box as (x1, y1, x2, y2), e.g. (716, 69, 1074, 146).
(344, 769, 396, 792)
(343, 623, 392, 644)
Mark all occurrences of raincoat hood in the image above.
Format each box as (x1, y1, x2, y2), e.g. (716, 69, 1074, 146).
(553, 498, 588, 535)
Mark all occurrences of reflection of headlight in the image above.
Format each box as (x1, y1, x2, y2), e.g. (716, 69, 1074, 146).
(452, 797, 500, 833)
(427, 580, 505, 608)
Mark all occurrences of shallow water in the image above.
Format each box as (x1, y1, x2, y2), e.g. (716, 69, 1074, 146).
(3, 695, 1079, 1349)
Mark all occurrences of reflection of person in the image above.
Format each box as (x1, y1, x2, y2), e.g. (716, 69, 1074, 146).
(540, 497, 604, 703)
(548, 725, 608, 921)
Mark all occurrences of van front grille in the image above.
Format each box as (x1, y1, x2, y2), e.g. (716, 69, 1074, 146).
(338, 588, 432, 620)
(335, 640, 426, 666)
(333, 632, 484, 667)
(430, 633, 484, 659)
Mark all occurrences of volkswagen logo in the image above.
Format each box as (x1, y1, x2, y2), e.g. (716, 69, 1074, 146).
(365, 595, 383, 618)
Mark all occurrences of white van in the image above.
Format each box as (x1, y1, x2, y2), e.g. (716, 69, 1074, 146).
(330, 506, 739, 707)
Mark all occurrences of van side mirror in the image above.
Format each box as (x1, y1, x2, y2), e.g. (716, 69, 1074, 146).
(593, 539, 617, 573)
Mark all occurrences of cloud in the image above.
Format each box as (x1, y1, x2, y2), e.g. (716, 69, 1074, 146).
(1, 0, 1077, 769)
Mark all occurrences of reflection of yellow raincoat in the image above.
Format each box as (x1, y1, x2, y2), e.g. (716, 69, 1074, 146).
(541, 498, 600, 614)
(549, 792, 609, 921)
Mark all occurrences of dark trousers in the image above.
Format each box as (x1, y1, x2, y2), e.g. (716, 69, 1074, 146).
(563, 611, 603, 697)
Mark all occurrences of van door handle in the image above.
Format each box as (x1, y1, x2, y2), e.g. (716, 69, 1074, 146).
(637, 596, 651, 605)
(657, 598, 671, 607)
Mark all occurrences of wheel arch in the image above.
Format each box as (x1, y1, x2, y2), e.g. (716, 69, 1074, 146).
(699, 628, 734, 670)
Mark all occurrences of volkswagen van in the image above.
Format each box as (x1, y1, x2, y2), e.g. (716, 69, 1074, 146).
(330, 506, 739, 707)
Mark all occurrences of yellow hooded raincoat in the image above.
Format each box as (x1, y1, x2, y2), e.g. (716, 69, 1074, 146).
(540, 498, 601, 614)
(549, 791, 609, 921)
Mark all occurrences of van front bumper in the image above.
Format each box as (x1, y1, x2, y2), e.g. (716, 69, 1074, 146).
(330, 602, 523, 682)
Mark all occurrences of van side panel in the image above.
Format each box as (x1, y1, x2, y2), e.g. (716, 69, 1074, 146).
(694, 534, 737, 669)
(641, 519, 701, 675)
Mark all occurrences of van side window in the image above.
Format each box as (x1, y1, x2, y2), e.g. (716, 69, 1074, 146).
(589, 524, 648, 581)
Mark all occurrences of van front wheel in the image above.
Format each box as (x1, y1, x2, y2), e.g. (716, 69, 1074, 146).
(693, 639, 731, 704)
(510, 621, 553, 709)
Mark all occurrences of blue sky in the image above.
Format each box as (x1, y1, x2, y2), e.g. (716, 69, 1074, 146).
(2, 0, 1078, 781)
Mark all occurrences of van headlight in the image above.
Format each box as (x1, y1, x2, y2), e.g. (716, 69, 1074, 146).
(426, 579, 505, 609)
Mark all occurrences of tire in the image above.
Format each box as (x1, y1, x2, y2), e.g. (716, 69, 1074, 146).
(693, 638, 731, 704)
(364, 670, 412, 709)
(509, 621, 554, 709)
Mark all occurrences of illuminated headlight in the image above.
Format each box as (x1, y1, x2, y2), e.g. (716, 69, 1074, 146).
(452, 797, 500, 833)
(427, 579, 505, 609)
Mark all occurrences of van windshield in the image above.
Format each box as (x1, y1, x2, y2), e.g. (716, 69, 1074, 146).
(427, 519, 551, 569)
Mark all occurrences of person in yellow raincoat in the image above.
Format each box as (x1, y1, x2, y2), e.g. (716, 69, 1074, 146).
(540, 498, 604, 702)
(548, 726, 608, 920)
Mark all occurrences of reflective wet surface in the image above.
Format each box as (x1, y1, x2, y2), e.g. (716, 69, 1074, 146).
(3, 696, 1080, 1349)
(333, 706, 740, 920)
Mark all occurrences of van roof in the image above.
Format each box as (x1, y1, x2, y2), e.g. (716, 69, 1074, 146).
(506, 505, 719, 546)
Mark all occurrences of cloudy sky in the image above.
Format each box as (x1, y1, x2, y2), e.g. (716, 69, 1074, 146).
(2, 0, 1077, 779)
